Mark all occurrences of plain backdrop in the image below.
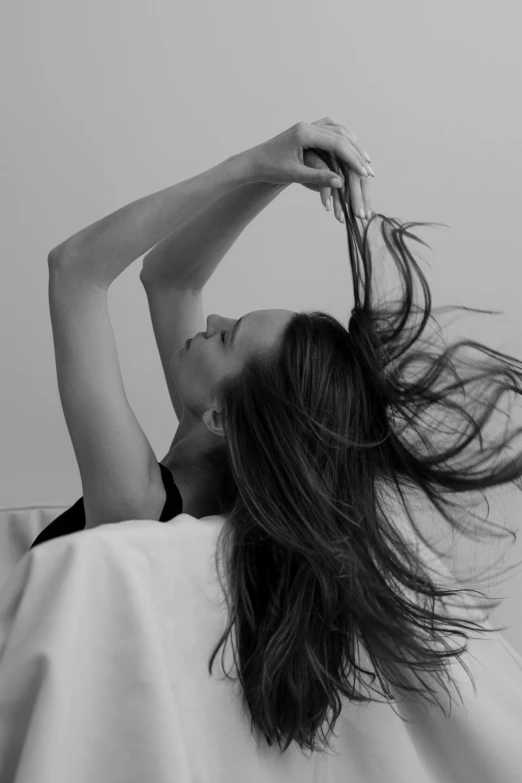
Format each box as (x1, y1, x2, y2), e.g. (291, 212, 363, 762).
(1, 1, 521, 650)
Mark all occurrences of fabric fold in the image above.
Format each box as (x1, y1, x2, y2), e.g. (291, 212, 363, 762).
(0, 514, 521, 783)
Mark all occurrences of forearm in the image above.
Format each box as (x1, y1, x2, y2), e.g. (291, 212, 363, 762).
(139, 180, 288, 291)
(50, 153, 254, 288)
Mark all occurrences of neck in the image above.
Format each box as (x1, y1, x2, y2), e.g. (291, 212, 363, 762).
(163, 414, 227, 518)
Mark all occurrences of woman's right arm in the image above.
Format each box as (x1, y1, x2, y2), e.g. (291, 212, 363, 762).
(139, 180, 288, 290)
(139, 181, 289, 422)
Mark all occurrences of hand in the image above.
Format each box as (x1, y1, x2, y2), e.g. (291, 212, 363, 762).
(302, 118, 374, 224)
(244, 116, 374, 222)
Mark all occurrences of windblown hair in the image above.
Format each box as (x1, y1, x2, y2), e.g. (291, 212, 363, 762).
(206, 150, 522, 756)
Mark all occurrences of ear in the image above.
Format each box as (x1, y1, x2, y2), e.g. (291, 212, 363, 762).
(202, 406, 226, 438)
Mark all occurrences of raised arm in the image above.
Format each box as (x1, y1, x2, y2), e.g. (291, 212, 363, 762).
(137, 117, 374, 424)
(50, 154, 252, 286)
(139, 181, 288, 422)
(47, 154, 253, 528)
(47, 120, 370, 527)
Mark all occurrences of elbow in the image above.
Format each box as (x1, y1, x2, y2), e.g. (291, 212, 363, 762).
(47, 244, 70, 269)
(48, 237, 83, 269)
(47, 248, 60, 268)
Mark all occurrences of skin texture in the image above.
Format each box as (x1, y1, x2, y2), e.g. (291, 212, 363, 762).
(164, 309, 294, 516)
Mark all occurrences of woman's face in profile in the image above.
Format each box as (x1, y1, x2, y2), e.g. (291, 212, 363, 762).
(169, 309, 293, 417)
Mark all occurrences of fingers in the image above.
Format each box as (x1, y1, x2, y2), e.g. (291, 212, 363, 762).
(304, 121, 373, 222)
(307, 119, 374, 178)
(300, 123, 368, 178)
(348, 169, 372, 221)
(360, 175, 372, 220)
(321, 171, 372, 224)
(332, 184, 344, 223)
(319, 184, 349, 223)
(320, 185, 332, 212)
(312, 116, 373, 172)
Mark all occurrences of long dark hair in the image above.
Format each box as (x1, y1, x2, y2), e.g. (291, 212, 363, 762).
(205, 150, 522, 756)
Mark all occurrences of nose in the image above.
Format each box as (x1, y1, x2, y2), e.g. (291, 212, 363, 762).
(206, 313, 224, 337)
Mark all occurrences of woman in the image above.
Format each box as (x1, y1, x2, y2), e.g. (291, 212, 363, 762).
(30, 117, 522, 755)
(31, 116, 372, 543)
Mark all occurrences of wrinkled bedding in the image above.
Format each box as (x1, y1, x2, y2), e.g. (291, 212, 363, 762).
(0, 509, 521, 783)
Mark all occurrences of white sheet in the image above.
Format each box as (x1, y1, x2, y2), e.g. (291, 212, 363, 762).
(0, 513, 521, 783)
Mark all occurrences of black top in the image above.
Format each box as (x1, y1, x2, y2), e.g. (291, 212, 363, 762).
(30, 462, 183, 550)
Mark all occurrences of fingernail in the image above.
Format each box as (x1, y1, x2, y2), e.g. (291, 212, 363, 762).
(367, 165, 375, 177)
(339, 213, 345, 223)
(325, 198, 331, 211)
(358, 208, 365, 219)
(364, 153, 371, 163)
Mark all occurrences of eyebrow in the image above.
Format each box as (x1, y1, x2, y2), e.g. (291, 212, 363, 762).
(230, 317, 244, 347)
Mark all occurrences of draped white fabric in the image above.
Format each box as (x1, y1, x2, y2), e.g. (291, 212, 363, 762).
(0, 509, 521, 783)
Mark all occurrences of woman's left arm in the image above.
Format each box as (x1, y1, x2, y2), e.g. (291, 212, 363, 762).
(48, 154, 253, 529)
(50, 154, 252, 287)
(47, 265, 166, 529)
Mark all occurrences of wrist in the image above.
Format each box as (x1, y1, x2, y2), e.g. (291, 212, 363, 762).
(224, 149, 261, 187)
(226, 148, 289, 190)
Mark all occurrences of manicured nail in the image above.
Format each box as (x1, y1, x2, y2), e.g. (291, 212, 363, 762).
(339, 213, 345, 223)
(364, 153, 371, 163)
(367, 165, 375, 176)
(325, 198, 331, 211)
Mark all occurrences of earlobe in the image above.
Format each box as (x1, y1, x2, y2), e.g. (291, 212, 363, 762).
(202, 407, 226, 438)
